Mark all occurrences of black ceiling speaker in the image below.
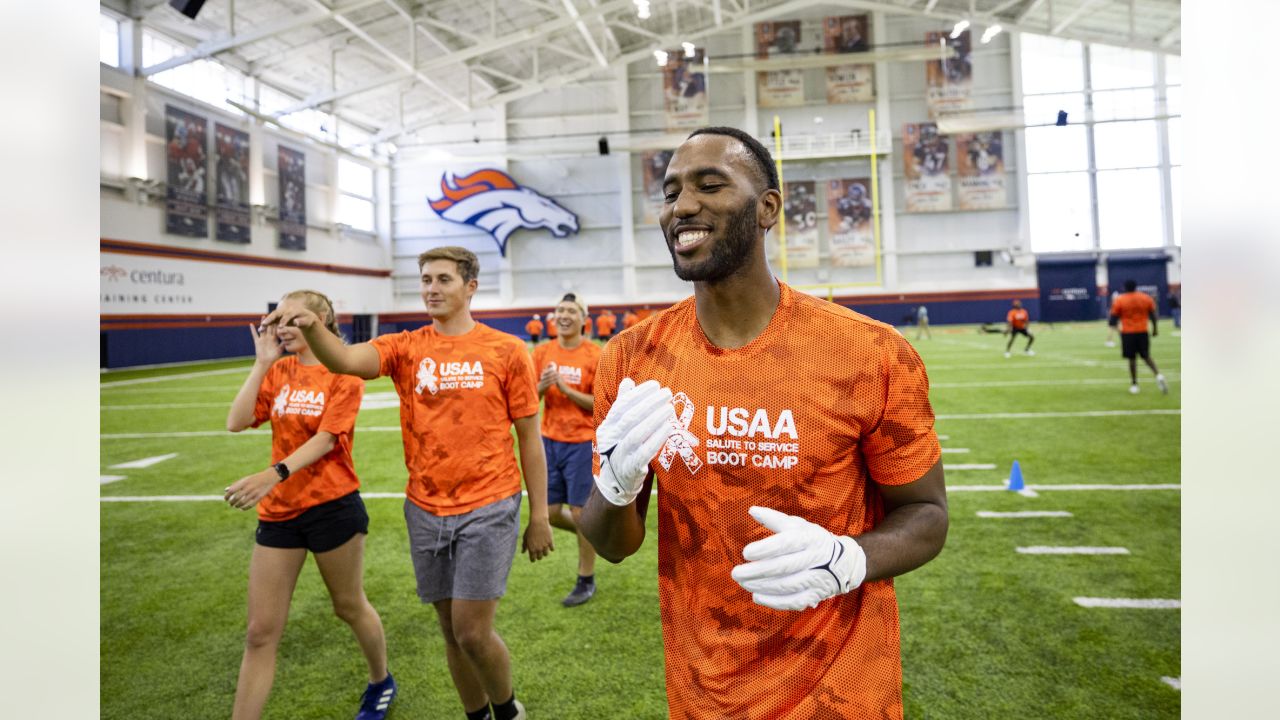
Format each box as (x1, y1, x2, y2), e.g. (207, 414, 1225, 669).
(598, 137, 610, 155)
(168, 0, 209, 20)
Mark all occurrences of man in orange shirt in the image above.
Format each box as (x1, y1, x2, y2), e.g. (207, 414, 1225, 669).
(621, 309, 639, 331)
(261, 247, 553, 720)
(524, 314, 543, 344)
(545, 311, 559, 341)
(580, 127, 948, 720)
(532, 292, 603, 606)
(1004, 299, 1035, 358)
(596, 309, 617, 341)
(1110, 279, 1168, 395)
(582, 313, 594, 339)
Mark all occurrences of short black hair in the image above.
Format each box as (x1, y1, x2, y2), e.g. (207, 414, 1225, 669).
(686, 126, 779, 192)
(1124, 279, 1136, 292)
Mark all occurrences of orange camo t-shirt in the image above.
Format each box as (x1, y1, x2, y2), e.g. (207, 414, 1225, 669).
(370, 322, 539, 516)
(532, 339, 600, 443)
(251, 356, 364, 522)
(1007, 307, 1029, 330)
(1110, 291, 1156, 334)
(594, 282, 941, 720)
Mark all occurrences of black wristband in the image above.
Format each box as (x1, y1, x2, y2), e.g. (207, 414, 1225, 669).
(273, 462, 291, 481)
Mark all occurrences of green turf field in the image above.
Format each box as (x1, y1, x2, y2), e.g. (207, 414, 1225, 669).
(100, 321, 1180, 719)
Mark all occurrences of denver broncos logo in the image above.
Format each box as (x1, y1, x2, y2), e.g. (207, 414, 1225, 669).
(428, 169, 579, 256)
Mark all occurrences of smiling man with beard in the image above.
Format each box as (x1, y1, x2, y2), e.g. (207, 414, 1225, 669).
(579, 127, 949, 720)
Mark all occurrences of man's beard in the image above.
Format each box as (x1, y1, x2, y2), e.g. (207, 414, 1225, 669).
(668, 199, 758, 283)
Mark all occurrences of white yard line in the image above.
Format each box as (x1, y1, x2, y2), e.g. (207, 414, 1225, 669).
(938, 409, 1180, 420)
(100, 476, 127, 485)
(950, 484, 1180, 491)
(976, 511, 1073, 518)
(109, 453, 179, 469)
(1161, 677, 1181, 690)
(940, 448, 970, 453)
(103, 403, 229, 410)
(100, 367, 251, 388)
(1073, 597, 1181, 609)
(944, 463, 997, 470)
(100, 386, 243, 394)
(932, 377, 1179, 389)
(1017, 546, 1129, 555)
(937, 435, 949, 440)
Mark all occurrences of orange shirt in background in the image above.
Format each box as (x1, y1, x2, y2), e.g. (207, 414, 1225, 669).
(622, 311, 639, 330)
(370, 322, 539, 516)
(525, 318, 543, 336)
(252, 356, 364, 522)
(635, 307, 655, 321)
(1110, 291, 1156, 334)
(547, 320, 559, 339)
(583, 315, 594, 337)
(1007, 307, 1029, 330)
(532, 340, 600, 443)
(597, 312, 617, 337)
(594, 282, 940, 720)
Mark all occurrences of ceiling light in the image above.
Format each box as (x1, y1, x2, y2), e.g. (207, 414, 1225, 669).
(981, 25, 1002, 44)
(654, 49, 668, 67)
(635, 0, 650, 20)
(682, 42, 696, 58)
(950, 20, 969, 39)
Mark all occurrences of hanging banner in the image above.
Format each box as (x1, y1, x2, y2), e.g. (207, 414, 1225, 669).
(214, 123, 251, 243)
(827, 178, 875, 267)
(955, 131, 1008, 210)
(903, 122, 953, 212)
(164, 105, 208, 238)
(641, 150, 674, 224)
(663, 48, 709, 131)
(755, 21, 805, 108)
(782, 180, 820, 269)
(823, 15, 874, 104)
(925, 29, 973, 117)
(277, 145, 307, 250)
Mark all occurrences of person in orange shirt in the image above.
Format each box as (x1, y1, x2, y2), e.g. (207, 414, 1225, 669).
(532, 292, 603, 607)
(580, 127, 948, 720)
(225, 290, 395, 720)
(1110, 279, 1168, 395)
(596, 308, 617, 341)
(621, 309, 639, 331)
(546, 311, 559, 341)
(261, 248, 552, 720)
(1004, 299, 1035, 357)
(524, 314, 543, 344)
(582, 313, 594, 339)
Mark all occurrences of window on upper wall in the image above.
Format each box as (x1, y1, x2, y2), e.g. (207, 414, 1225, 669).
(337, 158, 376, 233)
(1020, 33, 1085, 93)
(1169, 166, 1181, 247)
(1024, 125, 1089, 172)
(145, 30, 249, 116)
(1089, 44, 1155, 90)
(100, 13, 120, 67)
(1096, 168, 1163, 249)
(1093, 120, 1159, 169)
(1028, 172, 1094, 252)
(1023, 92, 1086, 126)
(1167, 116, 1181, 167)
(1092, 87, 1157, 122)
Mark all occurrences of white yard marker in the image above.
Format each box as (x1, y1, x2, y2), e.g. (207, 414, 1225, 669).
(944, 463, 997, 470)
(101, 495, 226, 502)
(976, 511, 1073, 518)
(937, 435, 949, 440)
(102, 426, 406, 440)
(938, 409, 1181, 420)
(109, 453, 179, 469)
(1017, 546, 1129, 555)
(100, 476, 127, 485)
(100, 367, 250, 388)
(1015, 488, 1039, 498)
(950, 483, 1180, 492)
(940, 448, 970, 454)
(361, 392, 401, 410)
(1161, 677, 1181, 691)
(1073, 597, 1181, 609)
(102, 403, 228, 410)
(932, 377, 1179, 389)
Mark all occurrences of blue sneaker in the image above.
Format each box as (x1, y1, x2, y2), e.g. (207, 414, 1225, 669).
(355, 672, 397, 720)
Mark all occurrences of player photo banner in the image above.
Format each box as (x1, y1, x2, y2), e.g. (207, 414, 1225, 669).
(823, 15, 874, 104)
(641, 150, 674, 224)
(755, 21, 805, 108)
(164, 105, 208, 238)
(782, 180, 820, 269)
(925, 30, 973, 117)
(214, 123, 251, 243)
(955, 132, 1008, 210)
(663, 48, 709, 131)
(903, 122, 953, 212)
(277, 145, 307, 250)
(827, 178, 875, 267)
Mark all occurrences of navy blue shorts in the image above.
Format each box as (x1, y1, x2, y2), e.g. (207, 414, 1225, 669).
(256, 491, 368, 553)
(544, 438, 594, 507)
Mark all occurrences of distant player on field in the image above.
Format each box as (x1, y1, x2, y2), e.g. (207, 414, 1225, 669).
(261, 247, 553, 720)
(525, 314, 543, 344)
(1004, 299, 1035, 357)
(580, 127, 948, 719)
(225, 289, 396, 720)
(532, 292, 603, 606)
(621, 309, 640, 331)
(914, 304, 932, 339)
(595, 309, 617, 341)
(1110, 279, 1168, 395)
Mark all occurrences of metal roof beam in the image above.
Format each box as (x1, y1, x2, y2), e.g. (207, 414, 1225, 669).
(1017, 0, 1047, 24)
(1052, 0, 1106, 35)
(1158, 21, 1180, 48)
(561, 0, 611, 67)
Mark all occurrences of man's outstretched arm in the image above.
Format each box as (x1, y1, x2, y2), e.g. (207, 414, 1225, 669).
(259, 305, 381, 379)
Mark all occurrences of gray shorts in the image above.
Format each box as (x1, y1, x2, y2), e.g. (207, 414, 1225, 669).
(404, 493, 521, 603)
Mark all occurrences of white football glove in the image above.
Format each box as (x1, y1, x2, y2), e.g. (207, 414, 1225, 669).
(730, 506, 867, 611)
(594, 378, 682, 506)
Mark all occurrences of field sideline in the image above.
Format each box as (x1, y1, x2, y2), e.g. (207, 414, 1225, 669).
(100, 320, 1180, 719)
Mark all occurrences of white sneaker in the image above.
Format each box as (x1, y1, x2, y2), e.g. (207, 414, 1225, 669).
(513, 699, 527, 719)
(1004, 352, 1011, 358)
(1156, 374, 1168, 394)
(1025, 349, 1035, 356)
(1129, 384, 1140, 394)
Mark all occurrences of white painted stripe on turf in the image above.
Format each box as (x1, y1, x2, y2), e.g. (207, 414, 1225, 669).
(109, 453, 179, 469)
(102, 403, 228, 410)
(976, 511, 1073, 518)
(1073, 597, 1180, 609)
(100, 476, 127, 485)
(361, 392, 401, 410)
(1161, 677, 1181, 690)
(944, 463, 997, 470)
(932, 377, 1179, 389)
(101, 495, 225, 502)
(102, 426, 409, 439)
(940, 448, 969, 453)
(937, 435, 949, 440)
(950, 484, 1180, 492)
(1017, 546, 1129, 555)
(1016, 488, 1039, 498)
(937, 409, 1181, 420)
(100, 367, 250, 387)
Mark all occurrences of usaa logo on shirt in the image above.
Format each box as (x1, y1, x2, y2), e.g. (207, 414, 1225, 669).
(548, 361, 583, 387)
(415, 358, 485, 396)
(659, 392, 802, 473)
(272, 384, 327, 417)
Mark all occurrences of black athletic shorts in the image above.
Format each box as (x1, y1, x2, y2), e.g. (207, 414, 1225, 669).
(1120, 332, 1150, 359)
(256, 491, 369, 553)
(1011, 327, 1032, 337)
